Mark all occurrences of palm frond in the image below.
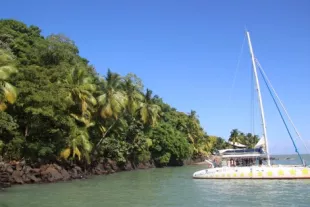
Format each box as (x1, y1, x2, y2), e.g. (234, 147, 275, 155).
(71, 112, 95, 128)
(0, 102, 7, 111)
(81, 99, 87, 113)
(81, 83, 96, 92)
(0, 49, 15, 67)
(135, 92, 144, 101)
(140, 106, 149, 124)
(73, 146, 81, 160)
(0, 65, 17, 80)
(60, 148, 71, 160)
(84, 91, 97, 106)
(100, 103, 113, 118)
(2, 82, 17, 104)
(97, 94, 107, 105)
(99, 125, 106, 133)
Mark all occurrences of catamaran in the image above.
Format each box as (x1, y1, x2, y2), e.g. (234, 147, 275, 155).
(192, 31, 310, 179)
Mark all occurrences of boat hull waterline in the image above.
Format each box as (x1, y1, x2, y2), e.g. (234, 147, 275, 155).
(193, 166, 310, 179)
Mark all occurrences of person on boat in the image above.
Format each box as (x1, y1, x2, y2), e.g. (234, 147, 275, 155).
(230, 159, 235, 167)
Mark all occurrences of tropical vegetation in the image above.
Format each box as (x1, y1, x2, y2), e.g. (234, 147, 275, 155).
(228, 129, 260, 149)
(0, 19, 256, 169)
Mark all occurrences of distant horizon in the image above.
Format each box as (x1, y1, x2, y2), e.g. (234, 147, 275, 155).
(270, 153, 310, 156)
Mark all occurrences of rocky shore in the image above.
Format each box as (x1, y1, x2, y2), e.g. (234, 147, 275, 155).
(0, 159, 155, 189)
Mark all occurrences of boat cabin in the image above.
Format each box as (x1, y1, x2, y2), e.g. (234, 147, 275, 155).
(214, 139, 267, 167)
(214, 149, 267, 167)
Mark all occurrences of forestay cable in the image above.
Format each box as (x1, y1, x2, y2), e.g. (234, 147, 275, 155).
(256, 59, 310, 154)
(256, 59, 305, 165)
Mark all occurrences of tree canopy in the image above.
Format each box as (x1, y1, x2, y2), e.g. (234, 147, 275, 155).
(228, 129, 260, 149)
(0, 19, 253, 168)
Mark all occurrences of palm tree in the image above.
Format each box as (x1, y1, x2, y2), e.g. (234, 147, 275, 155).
(122, 77, 144, 116)
(60, 126, 92, 163)
(92, 70, 127, 154)
(138, 89, 161, 127)
(59, 67, 96, 163)
(229, 129, 239, 149)
(189, 110, 198, 120)
(66, 67, 97, 127)
(246, 133, 259, 148)
(0, 49, 17, 111)
(185, 110, 205, 153)
(245, 133, 253, 148)
(97, 69, 126, 120)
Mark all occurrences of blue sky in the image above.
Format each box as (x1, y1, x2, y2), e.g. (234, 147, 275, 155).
(2, 0, 310, 154)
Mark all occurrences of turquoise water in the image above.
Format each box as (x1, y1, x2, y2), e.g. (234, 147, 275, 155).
(1, 155, 310, 207)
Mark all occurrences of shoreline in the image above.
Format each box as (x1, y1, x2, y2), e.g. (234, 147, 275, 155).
(0, 157, 207, 189)
(0, 159, 156, 189)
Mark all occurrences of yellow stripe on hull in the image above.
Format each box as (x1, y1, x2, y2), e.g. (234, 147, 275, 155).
(193, 166, 310, 179)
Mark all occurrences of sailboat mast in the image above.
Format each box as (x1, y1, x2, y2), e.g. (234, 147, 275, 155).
(246, 31, 271, 166)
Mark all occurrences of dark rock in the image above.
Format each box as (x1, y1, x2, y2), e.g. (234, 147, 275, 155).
(135, 161, 155, 169)
(0, 175, 8, 181)
(23, 166, 32, 174)
(11, 171, 24, 184)
(106, 159, 119, 172)
(103, 162, 112, 172)
(69, 166, 83, 179)
(74, 165, 82, 172)
(0, 172, 10, 181)
(28, 174, 41, 183)
(119, 161, 133, 171)
(30, 168, 41, 175)
(22, 174, 31, 183)
(5, 165, 13, 174)
(0, 159, 159, 188)
(125, 162, 133, 171)
(60, 169, 70, 181)
(70, 168, 78, 178)
(93, 168, 103, 175)
(40, 164, 49, 172)
(20, 160, 26, 166)
(53, 164, 62, 172)
(0, 170, 11, 188)
(41, 166, 63, 182)
(137, 163, 148, 169)
(93, 163, 108, 175)
(16, 163, 23, 171)
(0, 162, 5, 171)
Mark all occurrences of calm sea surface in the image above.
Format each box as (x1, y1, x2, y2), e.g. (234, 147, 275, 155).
(1, 154, 309, 207)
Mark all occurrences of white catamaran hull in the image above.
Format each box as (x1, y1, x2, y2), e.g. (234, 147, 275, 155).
(193, 166, 310, 179)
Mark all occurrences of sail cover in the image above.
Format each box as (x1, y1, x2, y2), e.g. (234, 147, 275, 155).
(254, 136, 265, 149)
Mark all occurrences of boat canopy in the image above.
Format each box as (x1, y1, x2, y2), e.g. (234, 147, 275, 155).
(227, 141, 247, 148)
(254, 136, 265, 149)
(215, 137, 266, 159)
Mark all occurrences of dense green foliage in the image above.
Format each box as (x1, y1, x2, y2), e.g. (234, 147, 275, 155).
(228, 129, 260, 149)
(0, 20, 256, 168)
(0, 19, 215, 167)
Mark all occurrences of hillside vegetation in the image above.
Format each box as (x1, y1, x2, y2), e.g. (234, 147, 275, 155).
(0, 20, 258, 170)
